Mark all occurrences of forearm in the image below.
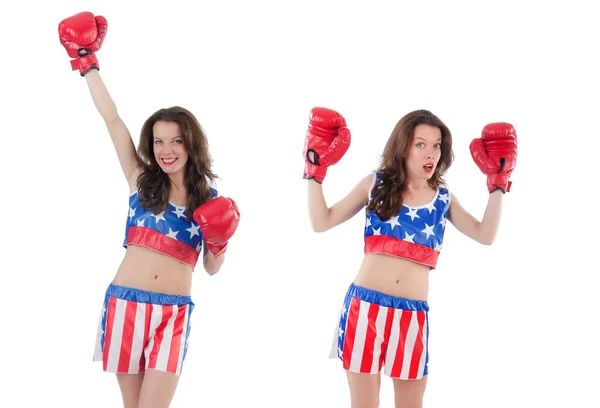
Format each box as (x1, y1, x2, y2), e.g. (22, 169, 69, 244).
(84, 70, 119, 123)
(203, 250, 225, 275)
(479, 190, 504, 245)
(307, 180, 330, 232)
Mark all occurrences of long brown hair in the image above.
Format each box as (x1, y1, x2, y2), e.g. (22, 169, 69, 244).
(367, 109, 453, 220)
(136, 106, 217, 218)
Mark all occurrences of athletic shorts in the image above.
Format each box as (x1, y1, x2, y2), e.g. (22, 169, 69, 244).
(93, 283, 194, 375)
(330, 283, 429, 380)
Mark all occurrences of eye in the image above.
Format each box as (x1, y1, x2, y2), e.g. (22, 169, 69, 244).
(154, 140, 162, 144)
(434, 143, 441, 149)
(174, 139, 183, 144)
(416, 142, 424, 148)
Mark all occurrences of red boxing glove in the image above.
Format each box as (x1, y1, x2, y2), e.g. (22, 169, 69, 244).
(58, 12, 108, 76)
(193, 196, 240, 258)
(302, 107, 351, 183)
(470, 122, 518, 193)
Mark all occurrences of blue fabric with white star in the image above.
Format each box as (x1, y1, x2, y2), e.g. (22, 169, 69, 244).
(364, 173, 450, 252)
(122, 187, 218, 253)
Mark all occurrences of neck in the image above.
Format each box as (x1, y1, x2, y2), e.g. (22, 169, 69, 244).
(168, 169, 185, 188)
(405, 178, 431, 192)
(168, 173, 187, 197)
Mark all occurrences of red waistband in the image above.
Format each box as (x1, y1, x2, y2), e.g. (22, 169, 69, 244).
(364, 235, 439, 269)
(127, 226, 199, 269)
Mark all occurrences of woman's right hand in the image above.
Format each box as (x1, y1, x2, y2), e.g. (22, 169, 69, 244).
(302, 107, 351, 184)
(58, 11, 108, 76)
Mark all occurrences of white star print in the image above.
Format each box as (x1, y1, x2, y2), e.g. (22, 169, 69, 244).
(342, 306, 347, 316)
(424, 200, 437, 214)
(365, 217, 372, 228)
(422, 223, 435, 239)
(438, 193, 449, 204)
(404, 232, 415, 243)
(439, 216, 447, 228)
(129, 207, 136, 220)
(166, 228, 179, 239)
(386, 215, 401, 230)
(434, 242, 443, 251)
(196, 242, 202, 252)
(186, 223, 200, 238)
(373, 227, 381, 235)
(338, 327, 344, 337)
(152, 211, 166, 223)
(172, 206, 186, 219)
(136, 219, 145, 227)
(405, 207, 420, 221)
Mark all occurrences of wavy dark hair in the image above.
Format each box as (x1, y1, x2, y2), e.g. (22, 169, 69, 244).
(135, 106, 217, 218)
(367, 109, 454, 220)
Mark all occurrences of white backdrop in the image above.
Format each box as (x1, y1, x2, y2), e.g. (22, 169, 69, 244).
(1, 0, 598, 407)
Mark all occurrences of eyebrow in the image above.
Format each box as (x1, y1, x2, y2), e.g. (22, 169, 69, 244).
(154, 136, 183, 140)
(415, 137, 442, 142)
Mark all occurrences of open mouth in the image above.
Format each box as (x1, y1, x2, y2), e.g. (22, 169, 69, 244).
(162, 158, 177, 166)
(423, 163, 434, 173)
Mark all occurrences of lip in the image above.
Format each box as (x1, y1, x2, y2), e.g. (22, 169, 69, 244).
(423, 162, 434, 173)
(161, 158, 177, 166)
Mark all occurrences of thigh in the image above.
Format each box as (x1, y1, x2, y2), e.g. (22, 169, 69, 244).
(392, 376, 427, 408)
(138, 369, 180, 408)
(346, 371, 381, 408)
(116, 372, 145, 408)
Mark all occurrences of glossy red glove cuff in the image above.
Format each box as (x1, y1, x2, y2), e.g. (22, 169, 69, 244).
(70, 51, 99, 76)
(303, 161, 327, 183)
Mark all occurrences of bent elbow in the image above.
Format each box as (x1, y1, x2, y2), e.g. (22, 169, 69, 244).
(479, 236, 495, 246)
(311, 222, 330, 233)
(205, 265, 221, 276)
(203, 256, 224, 276)
(104, 114, 122, 127)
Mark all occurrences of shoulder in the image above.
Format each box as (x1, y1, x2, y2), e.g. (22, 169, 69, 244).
(129, 189, 139, 202)
(208, 177, 219, 199)
(360, 172, 377, 193)
(438, 182, 451, 198)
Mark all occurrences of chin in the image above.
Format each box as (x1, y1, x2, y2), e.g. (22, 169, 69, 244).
(158, 165, 177, 174)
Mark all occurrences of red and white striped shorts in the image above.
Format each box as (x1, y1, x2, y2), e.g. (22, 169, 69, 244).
(329, 283, 429, 380)
(93, 283, 194, 376)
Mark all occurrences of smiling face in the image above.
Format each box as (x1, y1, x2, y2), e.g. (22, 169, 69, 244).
(405, 124, 442, 182)
(152, 121, 189, 176)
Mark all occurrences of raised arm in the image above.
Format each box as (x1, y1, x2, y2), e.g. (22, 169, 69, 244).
(302, 107, 362, 232)
(449, 122, 518, 245)
(84, 71, 139, 190)
(308, 175, 371, 232)
(448, 191, 503, 245)
(59, 11, 139, 191)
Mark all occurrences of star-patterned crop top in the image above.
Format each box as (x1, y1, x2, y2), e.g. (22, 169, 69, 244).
(364, 172, 451, 269)
(123, 187, 218, 268)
